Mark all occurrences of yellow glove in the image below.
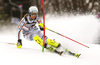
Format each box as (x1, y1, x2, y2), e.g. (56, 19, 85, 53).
(16, 39, 22, 48)
(39, 23, 49, 30)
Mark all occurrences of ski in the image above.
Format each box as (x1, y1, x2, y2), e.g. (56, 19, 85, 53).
(64, 49, 81, 58)
(0, 41, 16, 45)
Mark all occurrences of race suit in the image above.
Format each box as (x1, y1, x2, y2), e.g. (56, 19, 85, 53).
(17, 14, 47, 41)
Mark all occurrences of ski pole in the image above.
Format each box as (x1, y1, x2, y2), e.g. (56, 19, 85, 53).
(0, 41, 16, 45)
(39, 23, 89, 48)
(48, 29, 89, 48)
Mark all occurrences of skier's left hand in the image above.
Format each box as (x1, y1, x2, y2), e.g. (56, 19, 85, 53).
(39, 26, 44, 31)
(38, 23, 49, 30)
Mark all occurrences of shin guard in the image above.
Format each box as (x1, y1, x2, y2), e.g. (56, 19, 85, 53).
(33, 35, 44, 47)
(47, 39, 60, 48)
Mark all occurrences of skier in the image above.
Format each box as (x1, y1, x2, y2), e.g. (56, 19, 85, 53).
(16, 6, 81, 58)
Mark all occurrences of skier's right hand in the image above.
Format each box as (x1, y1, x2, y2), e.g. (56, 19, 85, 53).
(16, 39, 22, 48)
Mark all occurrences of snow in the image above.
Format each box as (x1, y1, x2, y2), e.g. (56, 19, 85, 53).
(0, 14, 100, 65)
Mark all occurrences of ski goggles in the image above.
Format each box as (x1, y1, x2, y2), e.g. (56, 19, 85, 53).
(31, 13, 37, 16)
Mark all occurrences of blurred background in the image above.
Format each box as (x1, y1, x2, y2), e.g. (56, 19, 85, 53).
(0, 0, 100, 22)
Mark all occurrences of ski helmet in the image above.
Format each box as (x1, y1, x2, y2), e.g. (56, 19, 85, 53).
(28, 6, 38, 16)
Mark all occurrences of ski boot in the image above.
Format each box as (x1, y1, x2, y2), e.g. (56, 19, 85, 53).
(47, 45, 63, 55)
(65, 49, 81, 58)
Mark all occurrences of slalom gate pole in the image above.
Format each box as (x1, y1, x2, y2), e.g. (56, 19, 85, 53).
(42, 0, 45, 52)
(0, 41, 16, 45)
(47, 29, 89, 48)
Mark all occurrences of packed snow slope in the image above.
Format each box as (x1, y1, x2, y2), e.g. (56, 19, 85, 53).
(0, 14, 100, 65)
